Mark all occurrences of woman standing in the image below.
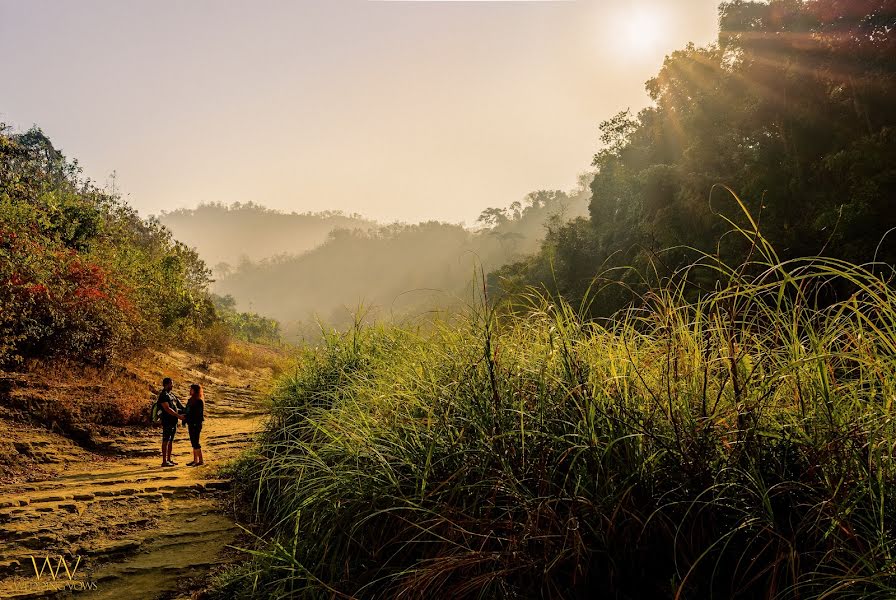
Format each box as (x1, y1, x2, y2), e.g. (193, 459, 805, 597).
(185, 383, 205, 466)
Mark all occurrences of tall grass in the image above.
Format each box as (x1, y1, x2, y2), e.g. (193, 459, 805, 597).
(219, 238, 896, 599)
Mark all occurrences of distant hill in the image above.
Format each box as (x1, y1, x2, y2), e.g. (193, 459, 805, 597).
(157, 202, 375, 268)
(210, 176, 592, 340)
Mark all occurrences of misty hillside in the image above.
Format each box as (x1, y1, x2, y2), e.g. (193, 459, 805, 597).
(157, 202, 375, 267)
(209, 177, 591, 339)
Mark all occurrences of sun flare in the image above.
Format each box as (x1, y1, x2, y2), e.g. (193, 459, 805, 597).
(616, 5, 665, 56)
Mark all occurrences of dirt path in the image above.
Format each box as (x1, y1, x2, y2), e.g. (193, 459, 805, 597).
(0, 354, 270, 599)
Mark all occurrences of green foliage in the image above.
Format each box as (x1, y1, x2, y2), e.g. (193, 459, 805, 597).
(217, 235, 896, 598)
(212, 294, 281, 344)
(0, 125, 217, 365)
(500, 0, 896, 314)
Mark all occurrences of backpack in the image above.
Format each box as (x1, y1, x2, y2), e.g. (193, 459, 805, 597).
(150, 395, 163, 423)
(150, 392, 180, 424)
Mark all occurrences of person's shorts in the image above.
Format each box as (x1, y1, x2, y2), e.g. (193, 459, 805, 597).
(162, 423, 177, 442)
(188, 423, 202, 449)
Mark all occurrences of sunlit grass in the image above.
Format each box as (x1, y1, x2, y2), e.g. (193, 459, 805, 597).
(216, 220, 896, 599)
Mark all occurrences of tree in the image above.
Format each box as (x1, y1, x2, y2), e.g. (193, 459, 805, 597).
(501, 0, 896, 314)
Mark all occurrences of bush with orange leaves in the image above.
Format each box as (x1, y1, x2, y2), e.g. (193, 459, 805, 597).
(0, 125, 217, 366)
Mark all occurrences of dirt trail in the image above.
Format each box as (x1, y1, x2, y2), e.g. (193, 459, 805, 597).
(0, 352, 270, 599)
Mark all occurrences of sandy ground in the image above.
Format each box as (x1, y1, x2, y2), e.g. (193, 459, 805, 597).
(0, 351, 272, 599)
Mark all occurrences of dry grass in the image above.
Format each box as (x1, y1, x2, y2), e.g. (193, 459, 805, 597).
(223, 340, 291, 375)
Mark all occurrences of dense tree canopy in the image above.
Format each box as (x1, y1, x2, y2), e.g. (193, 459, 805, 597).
(496, 0, 896, 312)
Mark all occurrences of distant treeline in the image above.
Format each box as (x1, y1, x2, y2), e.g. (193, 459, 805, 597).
(159, 203, 376, 267)
(495, 0, 896, 313)
(205, 179, 590, 340)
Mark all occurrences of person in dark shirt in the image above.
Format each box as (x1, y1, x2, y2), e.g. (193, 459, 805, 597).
(158, 377, 185, 467)
(184, 383, 205, 466)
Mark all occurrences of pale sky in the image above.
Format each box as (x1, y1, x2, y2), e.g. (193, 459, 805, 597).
(0, 0, 720, 224)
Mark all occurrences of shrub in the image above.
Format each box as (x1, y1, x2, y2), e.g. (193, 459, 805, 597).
(0, 125, 220, 365)
(212, 294, 281, 345)
(181, 321, 232, 358)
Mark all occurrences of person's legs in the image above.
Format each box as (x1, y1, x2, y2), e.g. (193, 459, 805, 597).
(168, 438, 177, 464)
(188, 424, 203, 465)
(187, 431, 197, 465)
(161, 426, 176, 465)
(196, 424, 203, 464)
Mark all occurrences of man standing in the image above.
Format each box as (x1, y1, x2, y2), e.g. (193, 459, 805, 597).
(158, 377, 185, 467)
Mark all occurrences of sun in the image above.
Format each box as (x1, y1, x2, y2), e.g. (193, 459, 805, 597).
(616, 5, 666, 56)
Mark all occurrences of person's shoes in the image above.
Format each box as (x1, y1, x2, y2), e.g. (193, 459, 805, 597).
(168, 460, 178, 465)
(162, 461, 175, 467)
(196, 461, 204, 466)
(186, 461, 197, 466)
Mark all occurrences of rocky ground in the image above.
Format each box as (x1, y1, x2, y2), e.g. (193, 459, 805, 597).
(0, 349, 274, 599)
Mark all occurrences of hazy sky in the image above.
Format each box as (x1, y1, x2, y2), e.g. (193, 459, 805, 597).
(1, 0, 720, 224)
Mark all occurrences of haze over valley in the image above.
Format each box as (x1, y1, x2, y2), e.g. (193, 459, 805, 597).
(159, 177, 591, 339)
